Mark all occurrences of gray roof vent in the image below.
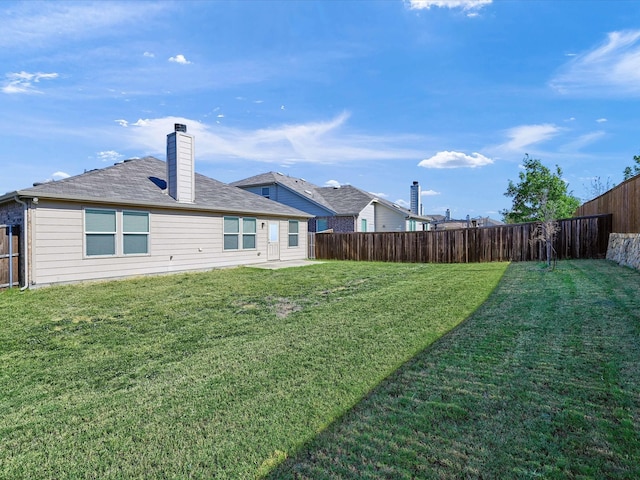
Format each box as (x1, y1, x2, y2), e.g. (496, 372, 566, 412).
(174, 123, 187, 133)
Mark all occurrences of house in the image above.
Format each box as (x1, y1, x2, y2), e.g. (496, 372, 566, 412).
(0, 124, 312, 288)
(231, 172, 433, 233)
(430, 209, 504, 230)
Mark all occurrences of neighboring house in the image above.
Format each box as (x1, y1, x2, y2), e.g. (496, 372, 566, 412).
(430, 210, 504, 230)
(231, 172, 433, 233)
(0, 125, 311, 288)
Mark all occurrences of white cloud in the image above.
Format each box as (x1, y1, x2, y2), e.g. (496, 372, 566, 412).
(325, 180, 342, 187)
(551, 30, 640, 96)
(169, 54, 191, 65)
(421, 189, 440, 196)
(560, 131, 606, 151)
(0, 2, 170, 49)
(407, 0, 492, 13)
(52, 171, 70, 180)
(369, 192, 389, 198)
(395, 199, 410, 208)
(97, 150, 123, 163)
(596, 118, 607, 123)
(143, 52, 155, 58)
(115, 119, 129, 127)
(2, 71, 59, 94)
(115, 113, 427, 165)
(418, 151, 493, 169)
(500, 124, 561, 151)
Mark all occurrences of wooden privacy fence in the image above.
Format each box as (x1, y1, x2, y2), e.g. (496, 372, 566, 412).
(314, 214, 612, 264)
(1, 225, 20, 288)
(575, 174, 640, 233)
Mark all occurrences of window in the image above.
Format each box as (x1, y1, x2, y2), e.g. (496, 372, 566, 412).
(261, 187, 270, 199)
(317, 218, 328, 232)
(224, 217, 257, 250)
(361, 218, 367, 232)
(123, 211, 149, 255)
(85, 209, 116, 256)
(243, 218, 256, 249)
(409, 220, 417, 232)
(288, 220, 299, 247)
(223, 217, 239, 250)
(85, 209, 150, 257)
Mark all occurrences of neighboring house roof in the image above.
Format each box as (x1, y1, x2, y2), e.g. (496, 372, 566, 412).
(231, 171, 336, 213)
(314, 185, 375, 216)
(232, 171, 434, 222)
(1, 157, 311, 218)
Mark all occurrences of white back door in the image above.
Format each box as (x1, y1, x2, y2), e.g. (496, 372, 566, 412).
(267, 222, 280, 260)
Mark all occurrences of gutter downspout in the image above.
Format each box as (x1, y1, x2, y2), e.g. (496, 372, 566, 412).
(13, 196, 29, 290)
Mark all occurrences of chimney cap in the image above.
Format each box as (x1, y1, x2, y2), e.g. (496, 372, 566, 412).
(174, 123, 187, 133)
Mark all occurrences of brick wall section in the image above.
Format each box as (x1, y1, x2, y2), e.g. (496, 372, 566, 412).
(0, 201, 23, 226)
(606, 233, 640, 271)
(328, 216, 356, 233)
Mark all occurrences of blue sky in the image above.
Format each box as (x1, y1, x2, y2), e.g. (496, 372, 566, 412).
(2, 0, 639, 219)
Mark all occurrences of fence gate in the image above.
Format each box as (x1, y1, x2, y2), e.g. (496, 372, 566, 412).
(1, 225, 20, 289)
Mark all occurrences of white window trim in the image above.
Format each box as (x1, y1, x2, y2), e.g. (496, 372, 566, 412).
(122, 210, 150, 256)
(288, 220, 299, 248)
(84, 208, 151, 258)
(223, 216, 257, 251)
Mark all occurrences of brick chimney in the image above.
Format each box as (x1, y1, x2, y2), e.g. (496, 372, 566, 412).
(166, 123, 195, 203)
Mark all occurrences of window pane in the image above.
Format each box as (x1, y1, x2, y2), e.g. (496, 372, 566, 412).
(86, 209, 116, 232)
(243, 218, 256, 233)
(243, 234, 256, 249)
(123, 211, 149, 233)
(261, 187, 270, 198)
(317, 219, 328, 231)
(269, 223, 279, 242)
(124, 234, 148, 254)
(224, 217, 239, 233)
(224, 234, 239, 250)
(289, 220, 299, 234)
(87, 234, 115, 256)
(288, 234, 299, 247)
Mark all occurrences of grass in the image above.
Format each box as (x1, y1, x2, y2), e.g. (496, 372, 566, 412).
(0, 261, 507, 479)
(270, 260, 640, 479)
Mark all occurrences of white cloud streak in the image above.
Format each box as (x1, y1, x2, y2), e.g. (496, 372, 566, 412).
(407, 0, 492, 12)
(2, 71, 59, 94)
(116, 114, 428, 165)
(418, 151, 493, 169)
(500, 124, 561, 151)
(0, 2, 170, 49)
(551, 30, 640, 96)
(421, 189, 440, 196)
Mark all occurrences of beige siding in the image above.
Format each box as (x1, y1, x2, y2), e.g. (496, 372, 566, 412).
(280, 219, 308, 261)
(30, 200, 308, 287)
(358, 203, 375, 232)
(375, 204, 405, 232)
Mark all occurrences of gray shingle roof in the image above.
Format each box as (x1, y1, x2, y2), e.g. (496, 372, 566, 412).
(232, 171, 434, 221)
(4, 157, 311, 218)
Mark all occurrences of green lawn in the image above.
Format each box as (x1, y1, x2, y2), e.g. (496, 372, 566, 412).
(271, 260, 640, 479)
(0, 261, 506, 479)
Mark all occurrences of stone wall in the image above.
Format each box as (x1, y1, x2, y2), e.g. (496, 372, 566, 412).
(606, 233, 640, 271)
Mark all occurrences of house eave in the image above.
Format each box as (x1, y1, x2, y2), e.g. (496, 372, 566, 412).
(2, 191, 313, 219)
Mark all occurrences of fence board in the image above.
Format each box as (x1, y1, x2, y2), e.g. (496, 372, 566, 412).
(314, 215, 612, 264)
(1, 225, 21, 288)
(576, 174, 640, 233)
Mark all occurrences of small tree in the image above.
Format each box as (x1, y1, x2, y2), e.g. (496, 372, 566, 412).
(530, 189, 560, 268)
(623, 153, 640, 181)
(583, 176, 615, 201)
(502, 155, 581, 224)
